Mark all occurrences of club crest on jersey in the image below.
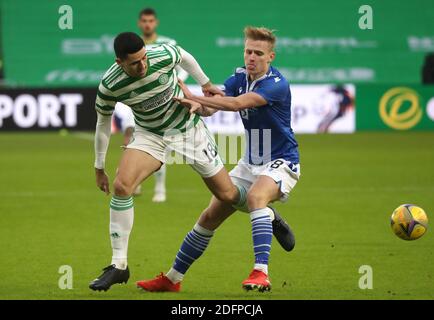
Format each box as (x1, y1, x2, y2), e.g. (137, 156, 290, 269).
(158, 74, 169, 85)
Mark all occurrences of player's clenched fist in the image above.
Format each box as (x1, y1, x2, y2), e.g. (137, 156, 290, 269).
(95, 168, 110, 195)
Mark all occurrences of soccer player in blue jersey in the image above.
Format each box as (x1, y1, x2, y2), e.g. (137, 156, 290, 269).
(137, 26, 300, 292)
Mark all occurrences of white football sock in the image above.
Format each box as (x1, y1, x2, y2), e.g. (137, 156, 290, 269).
(109, 196, 134, 270)
(268, 207, 275, 221)
(254, 263, 268, 275)
(154, 164, 166, 194)
(166, 267, 184, 284)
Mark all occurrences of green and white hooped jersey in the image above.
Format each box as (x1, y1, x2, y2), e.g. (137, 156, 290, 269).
(95, 43, 199, 135)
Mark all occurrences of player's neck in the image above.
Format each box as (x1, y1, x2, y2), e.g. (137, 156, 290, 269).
(248, 66, 270, 82)
(143, 33, 157, 45)
(248, 70, 267, 82)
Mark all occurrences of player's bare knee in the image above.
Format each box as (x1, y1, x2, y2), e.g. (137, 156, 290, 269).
(214, 188, 237, 204)
(113, 178, 133, 197)
(247, 191, 268, 211)
(197, 208, 219, 231)
(198, 209, 213, 225)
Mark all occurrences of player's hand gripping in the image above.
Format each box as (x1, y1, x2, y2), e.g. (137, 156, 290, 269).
(176, 80, 221, 116)
(95, 168, 110, 195)
(177, 79, 194, 99)
(201, 81, 224, 97)
(178, 79, 224, 98)
(173, 96, 203, 115)
(175, 80, 203, 114)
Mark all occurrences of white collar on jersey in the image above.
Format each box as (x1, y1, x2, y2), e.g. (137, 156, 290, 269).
(245, 67, 273, 92)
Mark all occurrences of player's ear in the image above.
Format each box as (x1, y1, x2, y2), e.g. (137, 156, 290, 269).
(115, 58, 122, 65)
(269, 51, 275, 63)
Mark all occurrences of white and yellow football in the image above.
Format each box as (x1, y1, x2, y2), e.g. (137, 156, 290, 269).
(390, 204, 428, 240)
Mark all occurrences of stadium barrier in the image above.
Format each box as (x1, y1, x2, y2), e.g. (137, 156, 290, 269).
(0, 84, 433, 132)
(0, 84, 354, 133)
(356, 84, 434, 131)
(0, 88, 97, 131)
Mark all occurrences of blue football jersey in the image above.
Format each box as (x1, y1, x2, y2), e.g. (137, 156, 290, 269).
(223, 66, 299, 165)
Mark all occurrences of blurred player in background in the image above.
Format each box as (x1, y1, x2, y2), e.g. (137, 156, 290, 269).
(113, 8, 190, 202)
(137, 27, 300, 293)
(317, 85, 354, 133)
(112, 103, 135, 147)
(138, 7, 189, 82)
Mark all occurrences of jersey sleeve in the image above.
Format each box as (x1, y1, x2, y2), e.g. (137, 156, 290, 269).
(163, 43, 182, 68)
(95, 82, 116, 116)
(253, 78, 289, 105)
(223, 74, 237, 97)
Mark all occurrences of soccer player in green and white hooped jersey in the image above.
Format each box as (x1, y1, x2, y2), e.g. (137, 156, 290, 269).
(88, 32, 248, 291)
(113, 7, 188, 202)
(139, 7, 189, 201)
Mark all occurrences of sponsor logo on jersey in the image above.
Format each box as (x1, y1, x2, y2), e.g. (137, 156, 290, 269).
(133, 86, 174, 112)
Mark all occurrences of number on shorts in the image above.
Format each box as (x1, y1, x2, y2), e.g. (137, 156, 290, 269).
(270, 159, 284, 169)
(203, 142, 218, 162)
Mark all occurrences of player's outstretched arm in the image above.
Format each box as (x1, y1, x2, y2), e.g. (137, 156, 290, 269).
(177, 78, 266, 111)
(175, 80, 218, 117)
(187, 91, 267, 112)
(174, 97, 216, 117)
(94, 112, 112, 195)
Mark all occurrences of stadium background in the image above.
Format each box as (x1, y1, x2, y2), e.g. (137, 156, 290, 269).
(2, 0, 434, 86)
(0, 0, 433, 299)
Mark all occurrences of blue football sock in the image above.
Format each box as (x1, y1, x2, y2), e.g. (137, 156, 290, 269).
(250, 208, 273, 273)
(172, 223, 214, 275)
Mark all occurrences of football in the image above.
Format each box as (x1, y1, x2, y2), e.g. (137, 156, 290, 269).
(390, 204, 428, 240)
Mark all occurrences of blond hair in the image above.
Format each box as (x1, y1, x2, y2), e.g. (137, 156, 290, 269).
(244, 26, 276, 49)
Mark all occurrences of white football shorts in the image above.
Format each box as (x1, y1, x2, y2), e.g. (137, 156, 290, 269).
(126, 119, 224, 178)
(229, 158, 301, 203)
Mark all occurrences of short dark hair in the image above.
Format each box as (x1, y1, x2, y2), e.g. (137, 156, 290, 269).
(113, 32, 144, 60)
(139, 7, 157, 18)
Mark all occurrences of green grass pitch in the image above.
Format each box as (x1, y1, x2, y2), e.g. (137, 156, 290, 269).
(0, 131, 433, 300)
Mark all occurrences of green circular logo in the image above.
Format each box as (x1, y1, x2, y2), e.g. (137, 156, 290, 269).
(158, 74, 169, 85)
